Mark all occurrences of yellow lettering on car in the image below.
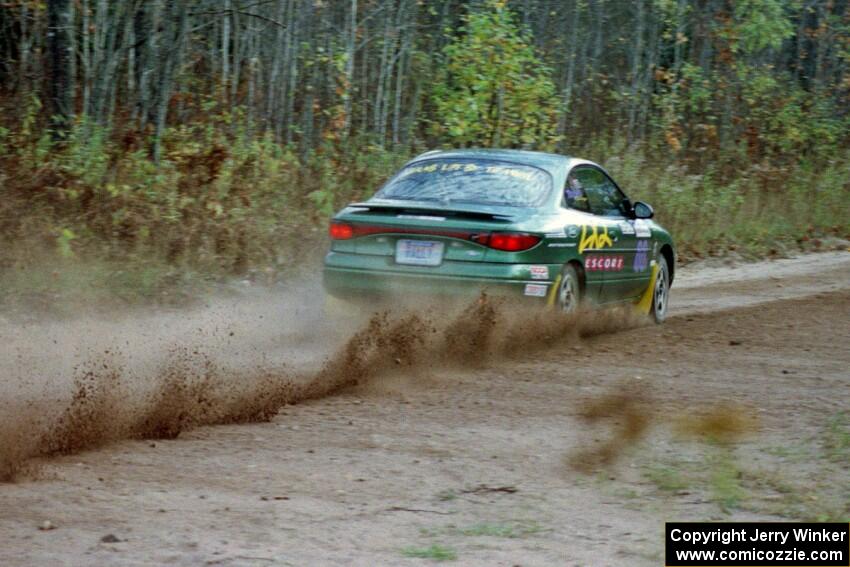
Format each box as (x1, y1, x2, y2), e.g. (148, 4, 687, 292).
(578, 225, 614, 254)
(484, 166, 534, 180)
(401, 162, 542, 180)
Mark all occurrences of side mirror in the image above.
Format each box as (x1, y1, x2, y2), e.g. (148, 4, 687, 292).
(633, 201, 654, 219)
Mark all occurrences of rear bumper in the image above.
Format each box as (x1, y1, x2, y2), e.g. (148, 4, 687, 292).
(323, 252, 560, 302)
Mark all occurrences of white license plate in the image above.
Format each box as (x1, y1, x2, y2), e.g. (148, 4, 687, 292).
(395, 239, 444, 266)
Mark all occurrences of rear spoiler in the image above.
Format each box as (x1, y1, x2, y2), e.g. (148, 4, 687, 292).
(347, 202, 516, 222)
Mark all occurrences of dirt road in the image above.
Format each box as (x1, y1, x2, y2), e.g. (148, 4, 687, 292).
(1, 252, 849, 566)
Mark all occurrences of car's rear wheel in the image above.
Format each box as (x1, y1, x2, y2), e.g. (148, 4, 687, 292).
(557, 264, 581, 314)
(651, 255, 670, 323)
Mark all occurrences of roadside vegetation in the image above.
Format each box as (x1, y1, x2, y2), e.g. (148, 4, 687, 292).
(1, 0, 848, 307)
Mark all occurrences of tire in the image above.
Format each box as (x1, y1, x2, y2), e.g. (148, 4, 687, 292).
(557, 264, 582, 314)
(651, 255, 670, 323)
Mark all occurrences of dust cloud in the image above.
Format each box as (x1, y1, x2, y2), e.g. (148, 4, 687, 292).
(0, 287, 647, 481)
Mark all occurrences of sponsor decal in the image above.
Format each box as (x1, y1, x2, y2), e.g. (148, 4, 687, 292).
(635, 219, 651, 238)
(399, 162, 536, 181)
(578, 225, 614, 253)
(399, 162, 479, 177)
(545, 231, 566, 238)
(524, 283, 548, 297)
(529, 265, 549, 280)
(585, 254, 625, 272)
(481, 165, 537, 181)
(547, 242, 576, 248)
(634, 240, 650, 272)
(619, 221, 636, 235)
(566, 226, 580, 238)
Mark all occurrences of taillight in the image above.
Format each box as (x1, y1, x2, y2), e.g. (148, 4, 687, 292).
(329, 223, 540, 251)
(473, 232, 541, 252)
(329, 222, 354, 240)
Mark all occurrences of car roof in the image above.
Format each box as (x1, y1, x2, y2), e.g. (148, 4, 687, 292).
(407, 148, 572, 178)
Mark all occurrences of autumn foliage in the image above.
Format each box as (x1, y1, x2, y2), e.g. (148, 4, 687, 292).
(0, 0, 847, 304)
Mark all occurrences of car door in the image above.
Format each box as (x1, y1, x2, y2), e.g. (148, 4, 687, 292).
(569, 166, 647, 303)
(562, 168, 605, 304)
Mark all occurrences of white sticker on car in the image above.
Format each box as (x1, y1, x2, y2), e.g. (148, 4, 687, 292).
(635, 220, 652, 238)
(524, 283, 548, 297)
(619, 221, 636, 235)
(529, 265, 549, 280)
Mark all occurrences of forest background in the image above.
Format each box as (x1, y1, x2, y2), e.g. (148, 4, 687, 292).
(0, 0, 848, 306)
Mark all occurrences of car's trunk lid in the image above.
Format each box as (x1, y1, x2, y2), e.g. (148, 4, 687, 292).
(332, 200, 536, 263)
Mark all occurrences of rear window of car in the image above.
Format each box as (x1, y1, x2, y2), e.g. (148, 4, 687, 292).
(374, 158, 552, 208)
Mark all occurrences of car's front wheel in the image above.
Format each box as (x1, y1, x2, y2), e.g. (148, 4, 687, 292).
(557, 264, 582, 314)
(651, 255, 670, 323)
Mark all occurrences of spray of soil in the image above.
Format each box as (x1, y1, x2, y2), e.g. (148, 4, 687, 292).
(568, 381, 760, 472)
(1, 290, 649, 482)
(569, 382, 654, 472)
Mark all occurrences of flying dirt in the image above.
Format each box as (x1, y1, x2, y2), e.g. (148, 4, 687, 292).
(1, 251, 849, 566)
(0, 280, 645, 479)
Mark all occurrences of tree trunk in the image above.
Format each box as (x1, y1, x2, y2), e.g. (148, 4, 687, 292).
(152, 1, 188, 162)
(627, 0, 645, 143)
(222, 0, 231, 95)
(46, 0, 74, 136)
(343, 0, 357, 139)
(557, 0, 580, 138)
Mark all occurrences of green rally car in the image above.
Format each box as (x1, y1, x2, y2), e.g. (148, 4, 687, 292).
(323, 149, 675, 322)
